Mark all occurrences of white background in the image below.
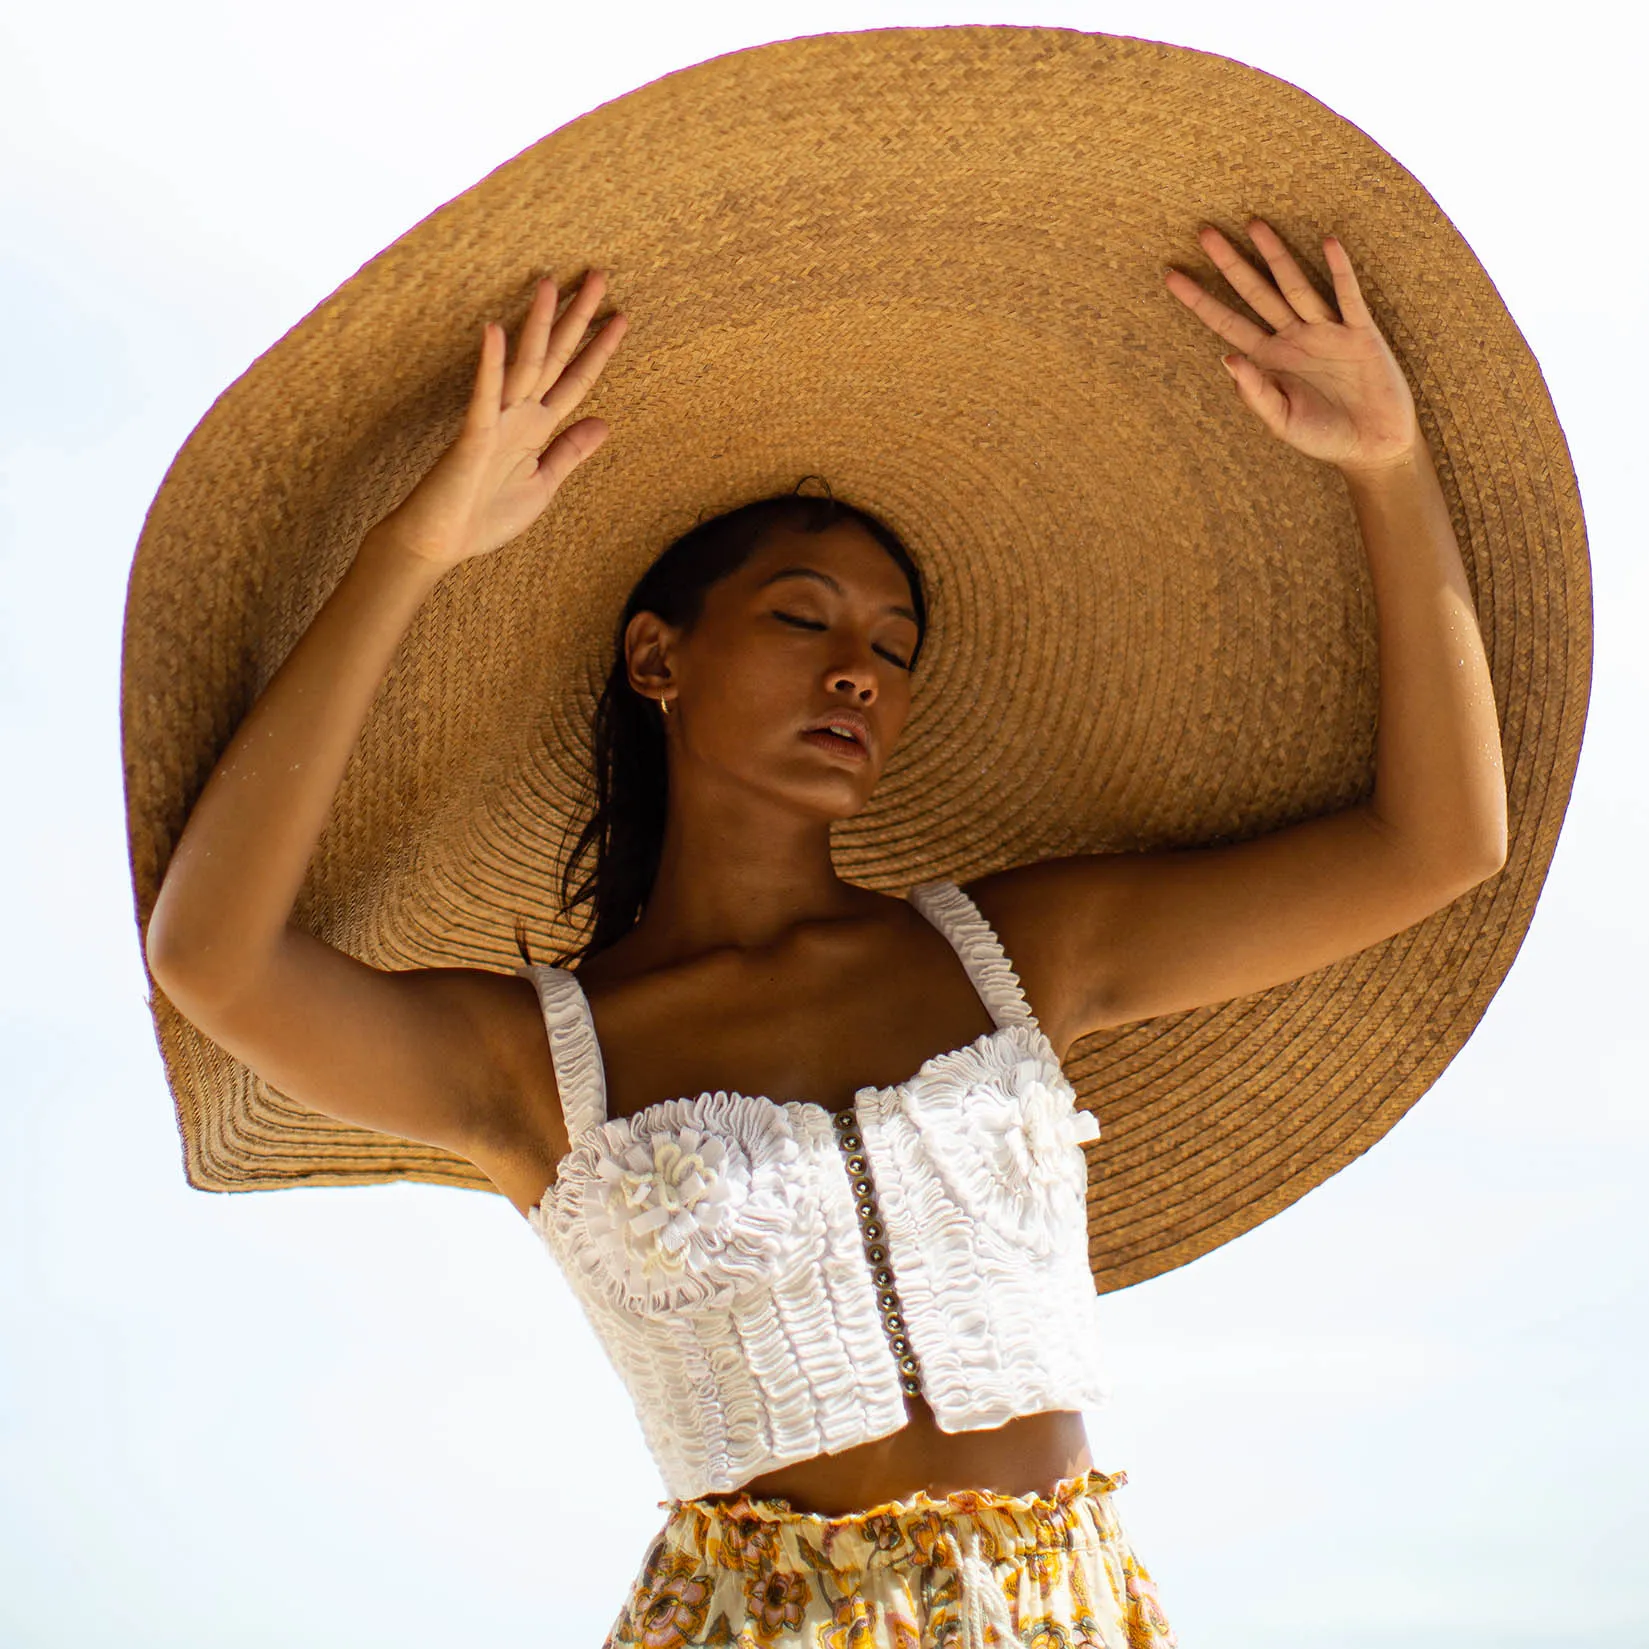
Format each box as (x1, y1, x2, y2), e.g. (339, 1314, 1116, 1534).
(2, 3, 1643, 1645)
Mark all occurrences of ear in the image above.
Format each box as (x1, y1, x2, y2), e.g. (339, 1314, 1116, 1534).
(623, 610, 680, 703)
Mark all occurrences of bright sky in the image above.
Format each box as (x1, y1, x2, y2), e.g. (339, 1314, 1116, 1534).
(2, 3, 1643, 1646)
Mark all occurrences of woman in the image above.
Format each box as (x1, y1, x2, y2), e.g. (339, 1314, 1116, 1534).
(143, 219, 1506, 1645)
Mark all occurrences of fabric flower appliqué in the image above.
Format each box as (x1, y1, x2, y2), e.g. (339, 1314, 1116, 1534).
(902, 1034, 1097, 1256)
(598, 1127, 738, 1274)
(997, 1062, 1100, 1197)
(548, 1093, 817, 1317)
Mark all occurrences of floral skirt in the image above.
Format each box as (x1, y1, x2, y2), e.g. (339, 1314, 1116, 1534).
(604, 1466, 1177, 1648)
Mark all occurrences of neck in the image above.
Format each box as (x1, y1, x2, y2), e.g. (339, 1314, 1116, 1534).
(633, 775, 865, 962)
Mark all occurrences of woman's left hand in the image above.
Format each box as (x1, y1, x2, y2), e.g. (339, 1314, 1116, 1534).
(1165, 219, 1420, 476)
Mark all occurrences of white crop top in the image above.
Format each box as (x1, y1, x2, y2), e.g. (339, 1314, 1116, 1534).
(517, 880, 1109, 1501)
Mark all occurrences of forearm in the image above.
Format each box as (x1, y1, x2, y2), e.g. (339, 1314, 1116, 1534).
(1341, 438, 1507, 878)
(145, 526, 447, 993)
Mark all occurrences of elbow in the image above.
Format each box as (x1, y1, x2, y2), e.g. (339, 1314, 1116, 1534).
(144, 911, 244, 1010)
(143, 910, 179, 987)
(144, 913, 202, 1000)
(146, 900, 290, 1018)
(1456, 797, 1510, 888)
(1472, 822, 1509, 883)
(1371, 797, 1508, 905)
(1424, 821, 1508, 904)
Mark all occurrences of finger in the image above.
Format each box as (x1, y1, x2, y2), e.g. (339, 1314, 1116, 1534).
(1195, 225, 1298, 334)
(1164, 266, 1274, 356)
(532, 268, 612, 401)
(539, 310, 629, 414)
(1246, 219, 1337, 324)
(503, 278, 560, 406)
(531, 417, 608, 497)
(1223, 353, 1290, 436)
(1323, 235, 1374, 330)
(464, 321, 506, 435)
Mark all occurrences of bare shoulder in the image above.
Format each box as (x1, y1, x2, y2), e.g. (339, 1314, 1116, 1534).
(958, 859, 1124, 1059)
(960, 802, 1495, 1061)
(453, 963, 570, 1218)
(152, 919, 569, 1217)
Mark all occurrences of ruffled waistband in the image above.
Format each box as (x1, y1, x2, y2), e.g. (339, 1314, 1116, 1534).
(657, 1466, 1129, 1574)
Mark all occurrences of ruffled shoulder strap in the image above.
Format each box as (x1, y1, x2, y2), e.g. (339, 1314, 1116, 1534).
(907, 880, 1038, 1031)
(513, 964, 609, 1143)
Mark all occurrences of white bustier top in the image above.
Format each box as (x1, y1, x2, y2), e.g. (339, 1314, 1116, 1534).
(517, 880, 1108, 1501)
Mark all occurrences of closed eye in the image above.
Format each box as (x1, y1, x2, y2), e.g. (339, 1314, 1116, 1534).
(772, 610, 913, 672)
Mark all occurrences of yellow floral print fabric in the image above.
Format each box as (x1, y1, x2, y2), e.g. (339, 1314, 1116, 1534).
(604, 1466, 1177, 1648)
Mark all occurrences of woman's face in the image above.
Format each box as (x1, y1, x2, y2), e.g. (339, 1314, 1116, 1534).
(626, 522, 922, 822)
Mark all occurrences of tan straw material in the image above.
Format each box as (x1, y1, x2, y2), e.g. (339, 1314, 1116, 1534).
(121, 26, 1590, 1292)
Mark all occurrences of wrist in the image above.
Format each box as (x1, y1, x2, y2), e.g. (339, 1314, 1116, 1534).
(355, 521, 460, 582)
(1336, 437, 1430, 492)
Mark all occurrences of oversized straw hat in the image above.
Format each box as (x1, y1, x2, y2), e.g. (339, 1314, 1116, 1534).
(123, 25, 1590, 1293)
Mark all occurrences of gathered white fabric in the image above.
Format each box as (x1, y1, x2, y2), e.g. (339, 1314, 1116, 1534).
(518, 880, 1109, 1501)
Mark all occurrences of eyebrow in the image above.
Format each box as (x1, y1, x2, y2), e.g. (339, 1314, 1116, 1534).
(757, 565, 918, 624)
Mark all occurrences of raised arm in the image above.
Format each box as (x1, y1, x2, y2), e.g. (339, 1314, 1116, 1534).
(145, 269, 628, 1165)
(971, 221, 1507, 1060)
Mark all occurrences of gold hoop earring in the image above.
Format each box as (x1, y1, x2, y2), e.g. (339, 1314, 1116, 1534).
(659, 696, 671, 717)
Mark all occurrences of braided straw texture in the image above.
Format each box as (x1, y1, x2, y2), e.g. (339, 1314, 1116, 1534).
(121, 26, 1590, 1292)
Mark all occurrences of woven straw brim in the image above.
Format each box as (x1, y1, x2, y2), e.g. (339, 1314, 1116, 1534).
(122, 26, 1590, 1293)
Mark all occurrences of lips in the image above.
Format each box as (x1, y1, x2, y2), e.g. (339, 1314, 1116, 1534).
(800, 710, 872, 761)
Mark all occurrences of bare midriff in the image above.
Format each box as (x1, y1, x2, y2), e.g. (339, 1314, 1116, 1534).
(695, 1397, 1095, 1518)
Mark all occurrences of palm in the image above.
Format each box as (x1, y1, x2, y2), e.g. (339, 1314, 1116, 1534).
(380, 269, 629, 566)
(466, 394, 594, 550)
(1165, 220, 1420, 474)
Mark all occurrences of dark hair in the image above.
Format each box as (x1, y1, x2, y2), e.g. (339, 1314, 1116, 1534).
(517, 477, 927, 971)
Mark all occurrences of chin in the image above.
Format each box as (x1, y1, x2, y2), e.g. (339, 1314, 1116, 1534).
(799, 777, 881, 823)
(764, 755, 883, 823)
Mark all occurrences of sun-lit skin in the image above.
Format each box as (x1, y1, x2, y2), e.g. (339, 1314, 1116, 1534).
(633, 524, 918, 816)
(610, 524, 920, 944)
(144, 224, 1509, 1520)
(559, 527, 1116, 1517)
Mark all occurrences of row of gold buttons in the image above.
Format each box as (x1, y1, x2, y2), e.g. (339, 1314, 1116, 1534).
(832, 1108, 923, 1398)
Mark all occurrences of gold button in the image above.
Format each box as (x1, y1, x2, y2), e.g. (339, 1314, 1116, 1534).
(883, 1311, 904, 1333)
(857, 1204, 876, 1223)
(902, 1377, 922, 1395)
(846, 1155, 867, 1175)
(899, 1357, 919, 1375)
(873, 1268, 893, 1288)
(878, 1291, 898, 1311)
(890, 1336, 909, 1355)
(853, 1178, 872, 1197)
(867, 1245, 887, 1264)
(841, 1134, 861, 1153)
(863, 1221, 882, 1240)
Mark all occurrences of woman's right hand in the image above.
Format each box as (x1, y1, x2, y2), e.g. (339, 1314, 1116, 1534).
(148, 274, 626, 1189)
(369, 268, 629, 570)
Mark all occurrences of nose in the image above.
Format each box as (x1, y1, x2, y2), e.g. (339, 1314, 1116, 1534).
(827, 646, 878, 704)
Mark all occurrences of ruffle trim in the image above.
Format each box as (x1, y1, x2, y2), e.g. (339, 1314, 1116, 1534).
(659, 1466, 1135, 1578)
(672, 1463, 1129, 1528)
(548, 1104, 908, 1500)
(515, 964, 606, 1142)
(891, 1025, 1095, 1258)
(520, 899, 1110, 1499)
(862, 1026, 1111, 1432)
(547, 1090, 824, 1318)
(908, 880, 1038, 1031)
